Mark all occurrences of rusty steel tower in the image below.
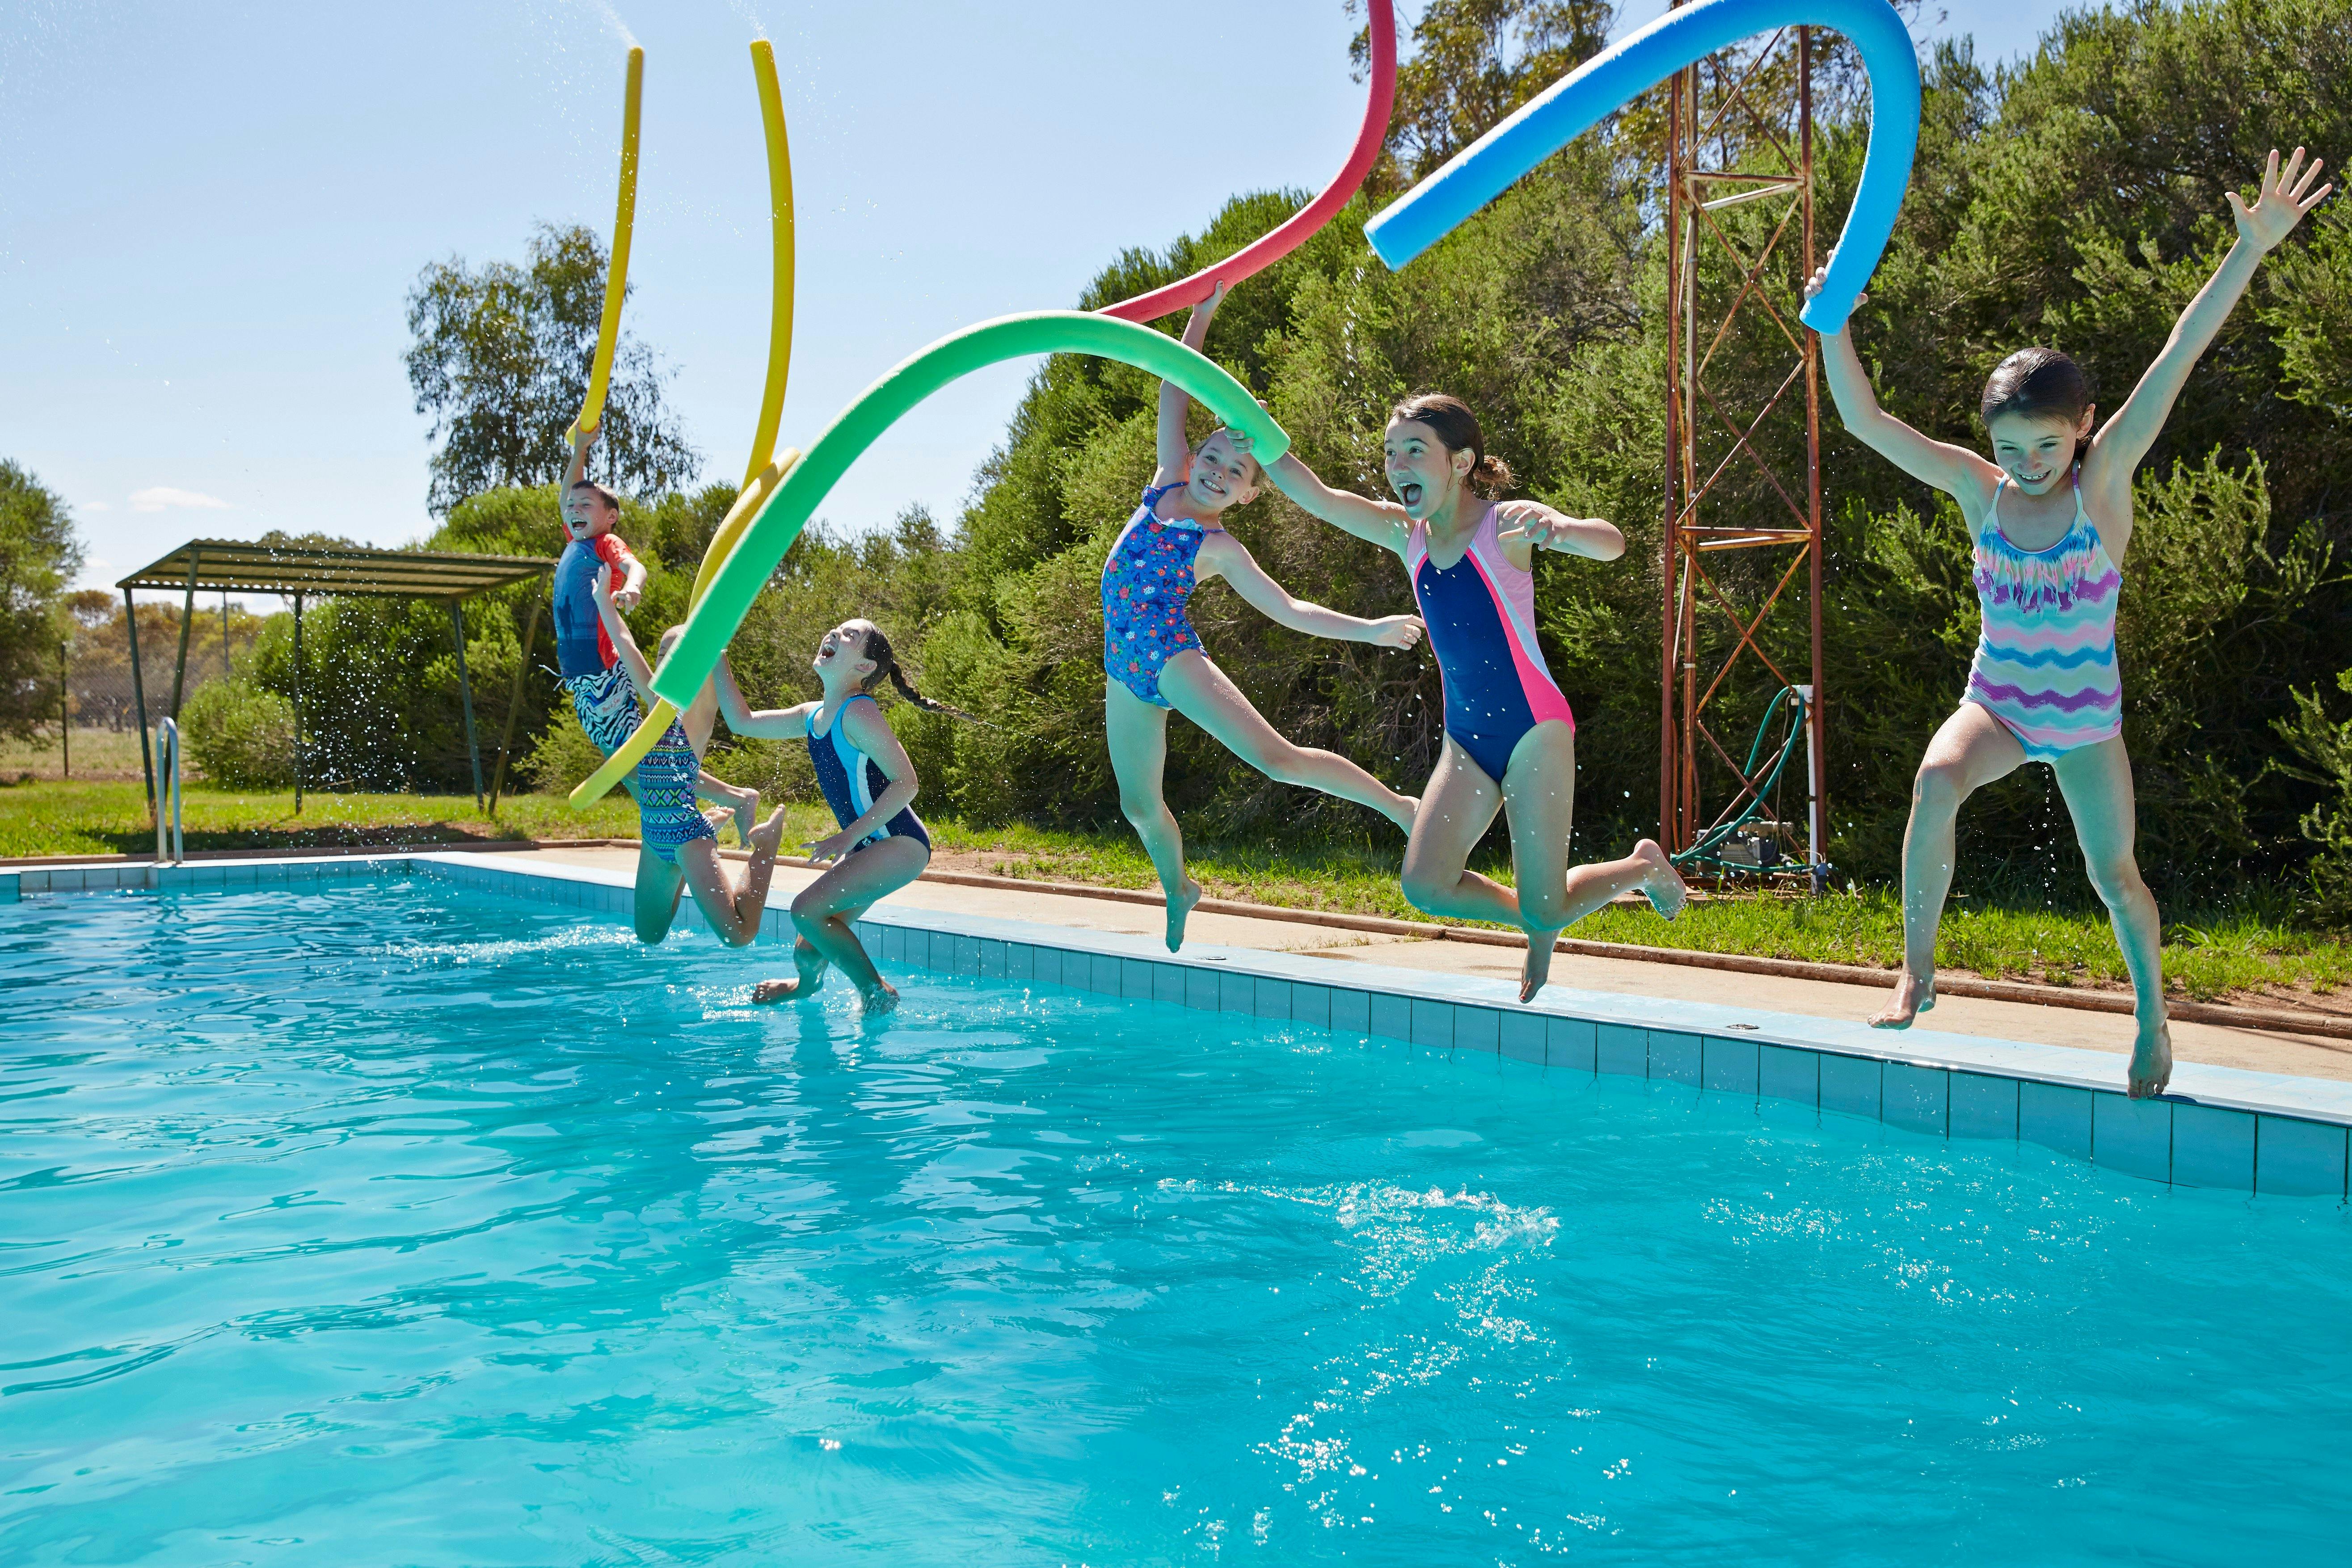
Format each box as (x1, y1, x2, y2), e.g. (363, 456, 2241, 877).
(1658, 19, 1828, 886)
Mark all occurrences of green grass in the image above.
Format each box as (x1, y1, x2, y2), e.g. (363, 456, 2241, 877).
(1, 778, 2341, 1006)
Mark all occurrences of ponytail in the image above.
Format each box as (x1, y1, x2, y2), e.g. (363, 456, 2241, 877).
(1389, 392, 1514, 497)
(855, 622, 986, 725)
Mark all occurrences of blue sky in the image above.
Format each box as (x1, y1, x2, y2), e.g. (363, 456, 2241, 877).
(3, 1, 2072, 595)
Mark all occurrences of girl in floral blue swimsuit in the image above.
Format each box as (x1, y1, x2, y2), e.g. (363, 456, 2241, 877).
(1100, 282, 1427, 953)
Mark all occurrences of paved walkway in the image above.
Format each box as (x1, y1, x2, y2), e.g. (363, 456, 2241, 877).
(519, 845, 2352, 1085)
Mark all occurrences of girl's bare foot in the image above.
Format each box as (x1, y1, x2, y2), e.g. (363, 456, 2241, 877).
(2128, 1016, 2173, 1099)
(1631, 839, 1687, 919)
(1867, 969, 1935, 1029)
(751, 938, 829, 1004)
(749, 806, 788, 858)
(860, 978, 900, 1016)
(1520, 929, 1562, 1003)
(731, 786, 761, 846)
(1165, 878, 1203, 953)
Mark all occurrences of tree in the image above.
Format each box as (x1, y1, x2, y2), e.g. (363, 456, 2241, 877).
(404, 222, 700, 515)
(0, 461, 83, 742)
(1353, 0, 1614, 189)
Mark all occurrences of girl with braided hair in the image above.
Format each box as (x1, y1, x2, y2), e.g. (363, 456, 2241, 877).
(716, 619, 971, 1014)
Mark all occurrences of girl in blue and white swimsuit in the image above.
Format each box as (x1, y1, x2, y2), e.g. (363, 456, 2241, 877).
(1103, 282, 1428, 954)
(717, 619, 961, 1015)
(1268, 392, 1687, 1003)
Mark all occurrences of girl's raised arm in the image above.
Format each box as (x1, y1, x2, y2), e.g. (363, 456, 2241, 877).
(712, 653, 817, 740)
(1155, 283, 1227, 485)
(1264, 452, 1412, 560)
(590, 571, 654, 700)
(1809, 267, 1999, 509)
(2090, 148, 2331, 498)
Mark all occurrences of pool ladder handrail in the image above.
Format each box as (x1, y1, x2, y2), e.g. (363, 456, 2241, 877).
(154, 717, 185, 867)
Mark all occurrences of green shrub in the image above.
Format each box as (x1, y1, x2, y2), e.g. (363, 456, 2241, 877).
(180, 679, 296, 789)
(517, 701, 608, 795)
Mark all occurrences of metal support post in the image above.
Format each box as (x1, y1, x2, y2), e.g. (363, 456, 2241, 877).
(487, 576, 546, 817)
(291, 594, 304, 815)
(451, 598, 485, 811)
(169, 550, 201, 718)
(127, 588, 154, 814)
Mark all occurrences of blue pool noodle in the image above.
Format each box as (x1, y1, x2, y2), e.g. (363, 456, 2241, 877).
(1362, 0, 1920, 332)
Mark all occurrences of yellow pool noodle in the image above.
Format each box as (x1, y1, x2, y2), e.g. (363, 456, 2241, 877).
(742, 40, 796, 488)
(570, 41, 798, 814)
(569, 45, 644, 444)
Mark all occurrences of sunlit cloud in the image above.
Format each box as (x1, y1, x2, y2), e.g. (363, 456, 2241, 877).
(128, 486, 232, 513)
(81, 499, 110, 512)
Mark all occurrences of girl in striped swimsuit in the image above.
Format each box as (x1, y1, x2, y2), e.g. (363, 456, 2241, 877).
(1267, 394, 1687, 1003)
(1813, 147, 2331, 1099)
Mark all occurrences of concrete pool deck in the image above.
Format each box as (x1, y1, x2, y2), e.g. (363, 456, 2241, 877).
(515, 843, 2352, 1087)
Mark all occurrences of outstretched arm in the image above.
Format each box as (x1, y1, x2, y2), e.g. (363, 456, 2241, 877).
(1155, 282, 1227, 485)
(1196, 532, 1424, 648)
(1808, 269, 1999, 510)
(804, 701, 921, 860)
(2090, 148, 2331, 497)
(1263, 452, 1412, 560)
(712, 654, 818, 741)
(589, 571, 654, 700)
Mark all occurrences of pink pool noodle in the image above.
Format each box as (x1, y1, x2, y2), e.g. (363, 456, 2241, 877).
(1098, 0, 1398, 324)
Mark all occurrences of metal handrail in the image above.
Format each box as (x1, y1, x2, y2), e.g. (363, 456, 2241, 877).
(154, 718, 185, 867)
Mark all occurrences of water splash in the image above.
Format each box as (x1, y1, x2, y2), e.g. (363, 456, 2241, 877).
(585, 0, 638, 49)
(726, 0, 768, 40)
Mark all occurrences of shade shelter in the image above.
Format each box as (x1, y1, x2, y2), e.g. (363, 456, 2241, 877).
(119, 540, 556, 816)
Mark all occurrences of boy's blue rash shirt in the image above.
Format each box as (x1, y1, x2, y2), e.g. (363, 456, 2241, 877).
(553, 535, 628, 678)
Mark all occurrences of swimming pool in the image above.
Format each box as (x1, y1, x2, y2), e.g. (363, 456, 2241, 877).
(4, 878, 2348, 1564)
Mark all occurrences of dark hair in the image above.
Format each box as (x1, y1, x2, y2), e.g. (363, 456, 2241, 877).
(854, 622, 983, 724)
(568, 478, 620, 515)
(1389, 393, 1514, 496)
(1979, 347, 2093, 434)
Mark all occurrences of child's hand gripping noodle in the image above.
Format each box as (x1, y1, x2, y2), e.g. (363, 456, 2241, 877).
(1811, 147, 2332, 1098)
(1101, 281, 1430, 953)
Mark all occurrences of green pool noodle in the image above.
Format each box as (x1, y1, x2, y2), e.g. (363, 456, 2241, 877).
(647, 309, 1290, 713)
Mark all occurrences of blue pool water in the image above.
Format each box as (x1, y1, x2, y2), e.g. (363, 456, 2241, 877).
(2, 880, 2347, 1565)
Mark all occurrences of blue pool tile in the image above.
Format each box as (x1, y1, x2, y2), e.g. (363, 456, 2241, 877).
(2171, 1104, 2254, 1192)
(53, 868, 90, 891)
(2020, 1083, 2093, 1159)
(0, 872, 17, 903)
(1153, 963, 1187, 1007)
(1454, 1006, 1500, 1054)
(1596, 1023, 1647, 1078)
(1330, 989, 1372, 1036)
(1884, 1064, 1948, 1136)
(953, 936, 982, 974)
(1410, 999, 1454, 1049)
(1120, 958, 1157, 1000)
(1701, 1036, 1758, 1096)
(225, 864, 257, 887)
(1819, 1053, 1883, 1120)
(1547, 1016, 1598, 1073)
(2255, 1115, 2348, 1198)
(1088, 954, 1125, 995)
(2093, 1094, 2171, 1183)
(1254, 978, 1293, 1020)
(1650, 1031, 1701, 1086)
(1003, 943, 1033, 981)
(1217, 970, 1255, 1013)
(979, 940, 1007, 978)
(1290, 984, 1332, 1031)
(1367, 991, 1411, 1043)
(1027, 945, 1062, 987)
(1184, 967, 1220, 1011)
(1950, 1073, 2019, 1142)
(1758, 1044, 1818, 1108)
(1499, 1013, 1546, 1065)
(879, 925, 906, 965)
